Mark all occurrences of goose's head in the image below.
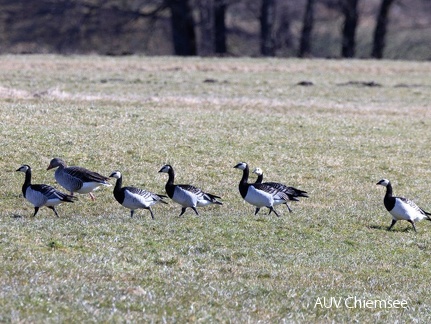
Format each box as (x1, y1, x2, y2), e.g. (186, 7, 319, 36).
(233, 162, 248, 170)
(159, 164, 172, 173)
(252, 167, 263, 176)
(47, 157, 66, 170)
(16, 164, 31, 173)
(109, 171, 122, 179)
(376, 179, 390, 187)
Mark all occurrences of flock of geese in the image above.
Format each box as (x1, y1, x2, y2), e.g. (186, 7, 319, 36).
(15, 158, 431, 232)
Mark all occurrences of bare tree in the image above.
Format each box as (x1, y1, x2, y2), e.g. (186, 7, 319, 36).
(199, 0, 215, 55)
(260, 0, 276, 56)
(214, 0, 227, 55)
(340, 0, 359, 58)
(165, 0, 197, 56)
(371, 0, 395, 58)
(298, 0, 316, 57)
(2, 0, 429, 59)
(196, 0, 228, 56)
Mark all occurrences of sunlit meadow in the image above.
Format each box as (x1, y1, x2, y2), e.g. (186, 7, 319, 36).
(1, 55, 431, 322)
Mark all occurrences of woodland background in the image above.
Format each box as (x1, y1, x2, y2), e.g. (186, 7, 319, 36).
(0, 0, 430, 60)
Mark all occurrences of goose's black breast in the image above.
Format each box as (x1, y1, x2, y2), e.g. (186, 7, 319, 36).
(165, 183, 175, 199)
(383, 196, 396, 212)
(238, 183, 249, 199)
(114, 188, 126, 204)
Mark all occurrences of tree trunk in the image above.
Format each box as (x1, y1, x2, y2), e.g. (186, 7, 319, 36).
(166, 0, 197, 56)
(298, 0, 315, 57)
(341, 0, 359, 58)
(371, 0, 395, 59)
(260, 0, 276, 56)
(199, 0, 214, 55)
(214, 0, 227, 55)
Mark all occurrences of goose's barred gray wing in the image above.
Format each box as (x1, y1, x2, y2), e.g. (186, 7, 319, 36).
(398, 197, 431, 218)
(125, 186, 168, 203)
(251, 167, 308, 213)
(203, 192, 223, 204)
(264, 182, 308, 200)
(177, 184, 202, 195)
(28, 184, 77, 202)
(65, 166, 110, 183)
(177, 184, 222, 204)
(253, 183, 288, 198)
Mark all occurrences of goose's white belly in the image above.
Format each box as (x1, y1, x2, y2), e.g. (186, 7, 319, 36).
(197, 199, 212, 207)
(76, 182, 109, 194)
(172, 187, 197, 207)
(124, 191, 153, 209)
(244, 186, 273, 207)
(273, 198, 288, 206)
(390, 199, 425, 222)
(26, 189, 62, 207)
(44, 198, 63, 207)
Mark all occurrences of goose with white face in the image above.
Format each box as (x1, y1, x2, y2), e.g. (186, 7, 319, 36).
(377, 178, 431, 232)
(16, 164, 76, 217)
(234, 162, 290, 217)
(109, 170, 167, 219)
(159, 164, 222, 217)
(252, 167, 308, 212)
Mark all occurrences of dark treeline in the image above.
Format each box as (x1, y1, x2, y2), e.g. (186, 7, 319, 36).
(0, 0, 430, 59)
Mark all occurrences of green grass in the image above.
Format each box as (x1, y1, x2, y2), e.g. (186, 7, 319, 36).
(1, 55, 431, 322)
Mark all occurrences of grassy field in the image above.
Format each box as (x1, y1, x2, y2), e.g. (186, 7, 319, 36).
(1, 55, 431, 322)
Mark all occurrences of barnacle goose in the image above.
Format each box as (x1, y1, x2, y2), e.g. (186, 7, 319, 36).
(253, 167, 308, 212)
(47, 158, 111, 200)
(233, 162, 290, 217)
(109, 170, 168, 219)
(16, 164, 76, 217)
(376, 178, 431, 232)
(158, 164, 222, 216)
